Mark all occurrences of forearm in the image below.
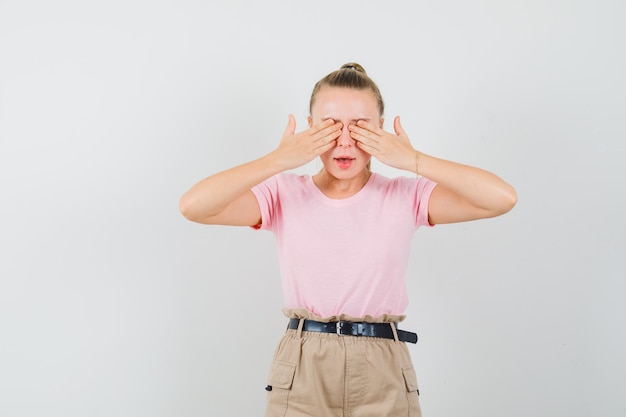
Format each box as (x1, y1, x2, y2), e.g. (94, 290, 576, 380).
(179, 151, 285, 221)
(415, 151, 517, 214)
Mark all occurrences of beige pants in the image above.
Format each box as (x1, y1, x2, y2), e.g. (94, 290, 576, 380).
(264, 311, 422, 417)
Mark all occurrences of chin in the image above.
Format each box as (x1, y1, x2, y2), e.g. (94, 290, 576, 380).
(327, 166, 367, 179)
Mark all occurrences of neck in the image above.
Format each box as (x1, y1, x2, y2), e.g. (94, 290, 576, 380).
(313, 169, 372, 199)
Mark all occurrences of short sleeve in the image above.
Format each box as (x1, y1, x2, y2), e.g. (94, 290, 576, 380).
(250, 175, 279, 231)
(395, 176, 438, 228)
(416, 176, 438, 227)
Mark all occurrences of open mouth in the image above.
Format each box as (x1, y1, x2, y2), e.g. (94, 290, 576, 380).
(334, 157, 355, 169)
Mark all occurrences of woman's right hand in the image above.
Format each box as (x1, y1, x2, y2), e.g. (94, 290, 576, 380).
(179, 115, 342, 225)
(271, 115, 342, 170)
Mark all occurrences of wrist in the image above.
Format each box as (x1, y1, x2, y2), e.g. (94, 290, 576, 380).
(403, 149, 421, 175)
(413, 151, 429, 177)
(264, 149, 296, 173)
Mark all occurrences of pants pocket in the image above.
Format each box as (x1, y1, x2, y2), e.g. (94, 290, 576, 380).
(402, 365, 422, 417)
(265, 360, 296, 417)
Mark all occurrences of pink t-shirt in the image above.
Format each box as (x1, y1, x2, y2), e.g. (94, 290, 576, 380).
(251, 172, 437, 319)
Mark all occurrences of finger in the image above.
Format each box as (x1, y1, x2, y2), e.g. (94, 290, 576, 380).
(313, 121, 342, 142)
(283, 114, 296, 137)
(356, 119, 381, 134)
(316, 128, 342, 149)
(311, 118, 336, 134)
(349, 125, 379, 146)
(393, 116, 406, 137)
(351, 121, 382, 139)
(315, 138, 338, 154)
(354, 140, 378, 155)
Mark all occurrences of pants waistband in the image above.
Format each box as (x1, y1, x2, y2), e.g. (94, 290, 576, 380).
(288, 318, 418, 344)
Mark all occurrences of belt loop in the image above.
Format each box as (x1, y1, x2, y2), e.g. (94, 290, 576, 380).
(390, 322, 400, 343)
(296, 318, 305, 338)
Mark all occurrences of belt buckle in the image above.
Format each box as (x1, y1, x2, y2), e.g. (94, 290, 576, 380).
(336, 321, 362, 336)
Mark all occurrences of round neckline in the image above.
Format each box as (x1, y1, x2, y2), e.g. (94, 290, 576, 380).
(306, 172, 377, 206)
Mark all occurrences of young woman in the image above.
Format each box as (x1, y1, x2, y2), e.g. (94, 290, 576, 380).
(179, 63, 517, 417)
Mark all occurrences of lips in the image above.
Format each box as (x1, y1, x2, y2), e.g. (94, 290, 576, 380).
(334, 156, 355, 169)
(334, 154, 355, 161)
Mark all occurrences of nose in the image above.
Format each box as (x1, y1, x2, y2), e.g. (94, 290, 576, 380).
(336, 123, 355, 147)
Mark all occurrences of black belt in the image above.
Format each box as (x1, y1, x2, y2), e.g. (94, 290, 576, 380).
(288, 318, 418, 344)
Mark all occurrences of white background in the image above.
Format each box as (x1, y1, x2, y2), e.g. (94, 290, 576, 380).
(1, 1, 624, 416)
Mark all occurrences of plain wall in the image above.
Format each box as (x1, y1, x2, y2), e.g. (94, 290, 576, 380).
(1, 1, 624, 416)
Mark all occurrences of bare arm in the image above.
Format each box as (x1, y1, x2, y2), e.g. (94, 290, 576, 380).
(179, 154, 284, 226)
(349, 116, 517, 225)
(179, 116, 342, 226)
(415, 153, 517, 224)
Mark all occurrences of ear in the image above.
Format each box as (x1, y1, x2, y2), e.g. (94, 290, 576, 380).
(307, 116, 312, 128)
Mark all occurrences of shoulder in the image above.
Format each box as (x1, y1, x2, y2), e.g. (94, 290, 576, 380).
(276, 172, 309, 183)
(254, 172, 312, 196)
(369, 173, 437, 198)
(369, 172, 418, 191)
(272, 172, 311, 190)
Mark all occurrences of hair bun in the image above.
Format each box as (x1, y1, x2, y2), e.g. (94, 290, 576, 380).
(340, 62, 366, 74)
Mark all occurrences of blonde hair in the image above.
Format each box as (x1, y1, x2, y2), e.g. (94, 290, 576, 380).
(309, 63, 384, 117)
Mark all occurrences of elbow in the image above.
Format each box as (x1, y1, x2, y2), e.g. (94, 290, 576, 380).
(482, 185, 517, 219)
(178, 194, 199, 222)
(179, 193, 220, 223)
(178, 196, 191, 220)
(496, 186, 518, 216)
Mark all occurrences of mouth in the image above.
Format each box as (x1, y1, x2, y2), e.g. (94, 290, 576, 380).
(334, 157, 355, 169)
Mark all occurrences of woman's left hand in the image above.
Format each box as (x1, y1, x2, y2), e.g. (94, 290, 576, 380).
(349, 116, 416, 172)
